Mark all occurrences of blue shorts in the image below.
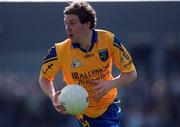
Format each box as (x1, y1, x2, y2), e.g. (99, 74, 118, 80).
(77, 99, 122, 127)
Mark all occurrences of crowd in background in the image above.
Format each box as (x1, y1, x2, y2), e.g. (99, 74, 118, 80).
(0, 31, 179, 127)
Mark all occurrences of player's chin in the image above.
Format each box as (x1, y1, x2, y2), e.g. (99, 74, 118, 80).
(68, 34, 74, 39)
(69, 37, 75, 42)
(69, 37, 74, 41)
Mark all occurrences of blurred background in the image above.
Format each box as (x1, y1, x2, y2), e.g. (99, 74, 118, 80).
(0, 1, 180, 127)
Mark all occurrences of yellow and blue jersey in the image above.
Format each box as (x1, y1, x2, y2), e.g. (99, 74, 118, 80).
(40, 29, 135, 118)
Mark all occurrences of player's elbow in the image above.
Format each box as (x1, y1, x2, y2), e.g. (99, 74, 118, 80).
(39, 75, 47, 86)
(130, 70, 137, 82)
(39, 75, 43, 85)
(39, 75, 52, 86)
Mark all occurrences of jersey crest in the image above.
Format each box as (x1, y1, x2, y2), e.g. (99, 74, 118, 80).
(98, 48, 109, 61)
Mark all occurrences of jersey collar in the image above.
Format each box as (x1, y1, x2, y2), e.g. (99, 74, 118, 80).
(72, 29, 98, 52)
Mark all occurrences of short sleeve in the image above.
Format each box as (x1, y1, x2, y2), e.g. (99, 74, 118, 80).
(112, 36, 136, 73)
(40, 45, 61, 80)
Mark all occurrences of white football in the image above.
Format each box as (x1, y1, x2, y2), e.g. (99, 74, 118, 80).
(59, 84, 89, 115)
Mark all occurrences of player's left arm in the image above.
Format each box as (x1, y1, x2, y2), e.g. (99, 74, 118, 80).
(93, 35, 137, 101)
(111, 36, 137, 88)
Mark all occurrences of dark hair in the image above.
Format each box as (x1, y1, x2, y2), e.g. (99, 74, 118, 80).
(63, 1, 97, 29)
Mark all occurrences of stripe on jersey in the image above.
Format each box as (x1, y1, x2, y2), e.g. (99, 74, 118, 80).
(43, 46, 57, 64)
(113, 36, 129, 59)
(113, 36, 123, 51)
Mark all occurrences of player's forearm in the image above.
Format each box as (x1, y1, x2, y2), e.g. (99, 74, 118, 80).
(112, 70, 137, 88)
(39, 76, 55, 100)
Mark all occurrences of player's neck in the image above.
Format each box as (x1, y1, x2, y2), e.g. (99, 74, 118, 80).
(79, 30, 93, 50)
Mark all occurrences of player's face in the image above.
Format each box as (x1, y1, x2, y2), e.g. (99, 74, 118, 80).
(64, 14, 88, 43)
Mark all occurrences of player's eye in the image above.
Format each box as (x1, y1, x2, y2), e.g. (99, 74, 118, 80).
(69, 21, 76, 25)
(64, 21, 76, 26)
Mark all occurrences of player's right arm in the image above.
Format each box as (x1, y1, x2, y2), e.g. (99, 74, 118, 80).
(39, 45, 67, 115)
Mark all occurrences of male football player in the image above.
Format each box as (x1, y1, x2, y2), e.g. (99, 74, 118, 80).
(39, 1, 137, 127)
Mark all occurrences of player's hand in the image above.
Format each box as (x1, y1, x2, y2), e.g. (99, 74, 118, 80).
(52, 90, 68, 115)
(92, 80, 114, 102)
